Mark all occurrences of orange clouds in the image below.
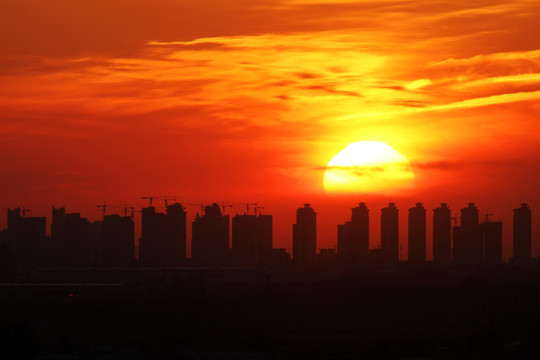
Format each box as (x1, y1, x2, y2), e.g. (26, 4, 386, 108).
(0, 0, 539, 219)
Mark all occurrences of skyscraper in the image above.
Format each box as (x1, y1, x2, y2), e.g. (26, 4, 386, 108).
(460, 203, 482, 265)
(337, 202, 369, 265)
(140, 202, 187, 267)
(513, 203, 531, 263)
(433, 203, 452, 263)
(50, 208, 99, 268)
(293, 204, 317, 266)
(232, 213, 273, 267)
(7, 208, 47, 272)
(140, 206, 167, 266)
(101, 214, 135, 267)
(381, 203, 399, 265)
(408, 203, 426, 262)
(166, 203, 187, 264)
(192, 203, 230, 266)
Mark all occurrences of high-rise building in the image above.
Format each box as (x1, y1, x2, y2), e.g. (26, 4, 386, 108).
(460, 203, 482, 265)
(513, 203, 532, 262)
(6, 208, 47, 272)
(166, 203, 187, 264)
(101, 214, 135, 267)
(192, 203, 230, 266)
(139, 206, 166, 266)
(408, 203, 426, 262)
(433, 203, 452, 263)
(50, 207, 67, 266)
(140, 202, 187, 267)
(483, 221, 503, 264)
(271, 248, 291, 267)
(232, 214, 273, 266)
(337, 202, 369, 265)
(317, 248, 338, 266)
(293, 204, 317, 266)
(50, 208, 99, 268)
(381, 203, 399, 265)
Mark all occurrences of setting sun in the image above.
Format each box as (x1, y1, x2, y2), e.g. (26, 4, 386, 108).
(324, 141, 415, 194)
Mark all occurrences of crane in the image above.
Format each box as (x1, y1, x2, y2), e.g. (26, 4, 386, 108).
(254, 205, 265, 215)
(97, 201, 108, 218)
(98, 202, 135, 218)
(21, 207, 31, 217)
(183, 203, 205, 214)
(246, 202, 258, 215)
(483, 213, 494, 222)
(221, 203, 233, 214)
(117, 204, 135, 217)
(142, 196, 179, 208)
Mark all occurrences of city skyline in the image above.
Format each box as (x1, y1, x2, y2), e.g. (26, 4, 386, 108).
(0, 200, 532, 265)
(1, 1, 540, 256)
(2, 1, 540, 357)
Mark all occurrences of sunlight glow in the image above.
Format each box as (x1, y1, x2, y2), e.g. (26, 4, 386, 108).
(324, 141, 415, 194)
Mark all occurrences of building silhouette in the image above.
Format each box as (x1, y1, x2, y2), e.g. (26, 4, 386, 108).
(317, 248, 338, 267)
(483, 220, 503, 264)
(337, 202, 369, 266)
(381, 203, 399, 265)
(166, 203, 188, 264)
(232, 213, 273, 267)
(513, 203, 531, 263)
(192, 203, 230, 266)
(140, 203, 187, 267)
(51, 208, 100, 268)
(271, 248, 291, 267)
(292, 204, 317, 266)
(6, 208, 47, 272)
(408, 203, 426, 262)
(433, 203, 452, 263)
(459, 203, 482, 265)
(101, 214, 135, 267)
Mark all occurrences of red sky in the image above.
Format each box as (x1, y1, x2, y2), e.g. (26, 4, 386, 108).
(1, 0, 540, 259)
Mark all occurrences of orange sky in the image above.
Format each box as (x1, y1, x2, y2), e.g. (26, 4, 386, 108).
(1, 0, 540, 259)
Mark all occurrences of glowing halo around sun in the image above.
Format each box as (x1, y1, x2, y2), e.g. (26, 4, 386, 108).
(323, 141, 415, 194)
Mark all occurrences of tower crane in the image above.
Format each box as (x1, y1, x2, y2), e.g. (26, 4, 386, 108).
(254, 206, 265, 215)
(183, 203, 205, 214)
(246, 202, 258, 215)
(221, 203, 233, 214)
(21, 207, 31, 217)
(483, 213, 494, 222)
(97, 202, 135, 218)
(97, 202, 108, 218)
(142, 196, 179, 208)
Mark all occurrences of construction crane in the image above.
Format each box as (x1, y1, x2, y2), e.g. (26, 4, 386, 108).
(98, 202, 135, 218)
(184, 203, 205, 214)
(483, 213, 494, 222)
(114, 203, 135, 217)
(21, 207, 31, 217)
(221, 203, 233, 214)
(254, 205, 265, 215)
(97, 201, 108, 218)
(142, 196, 179, 208)
(246, 202, 258, 215)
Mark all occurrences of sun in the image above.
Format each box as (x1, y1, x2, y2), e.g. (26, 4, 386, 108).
(324, 141, 415, 194)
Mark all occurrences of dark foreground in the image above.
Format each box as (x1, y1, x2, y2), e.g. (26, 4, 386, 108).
(3, 264, 540, 359)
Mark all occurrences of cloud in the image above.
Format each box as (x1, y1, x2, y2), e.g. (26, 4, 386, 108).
(2, 0, 540, 200)
(404, 79, 432, 90)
